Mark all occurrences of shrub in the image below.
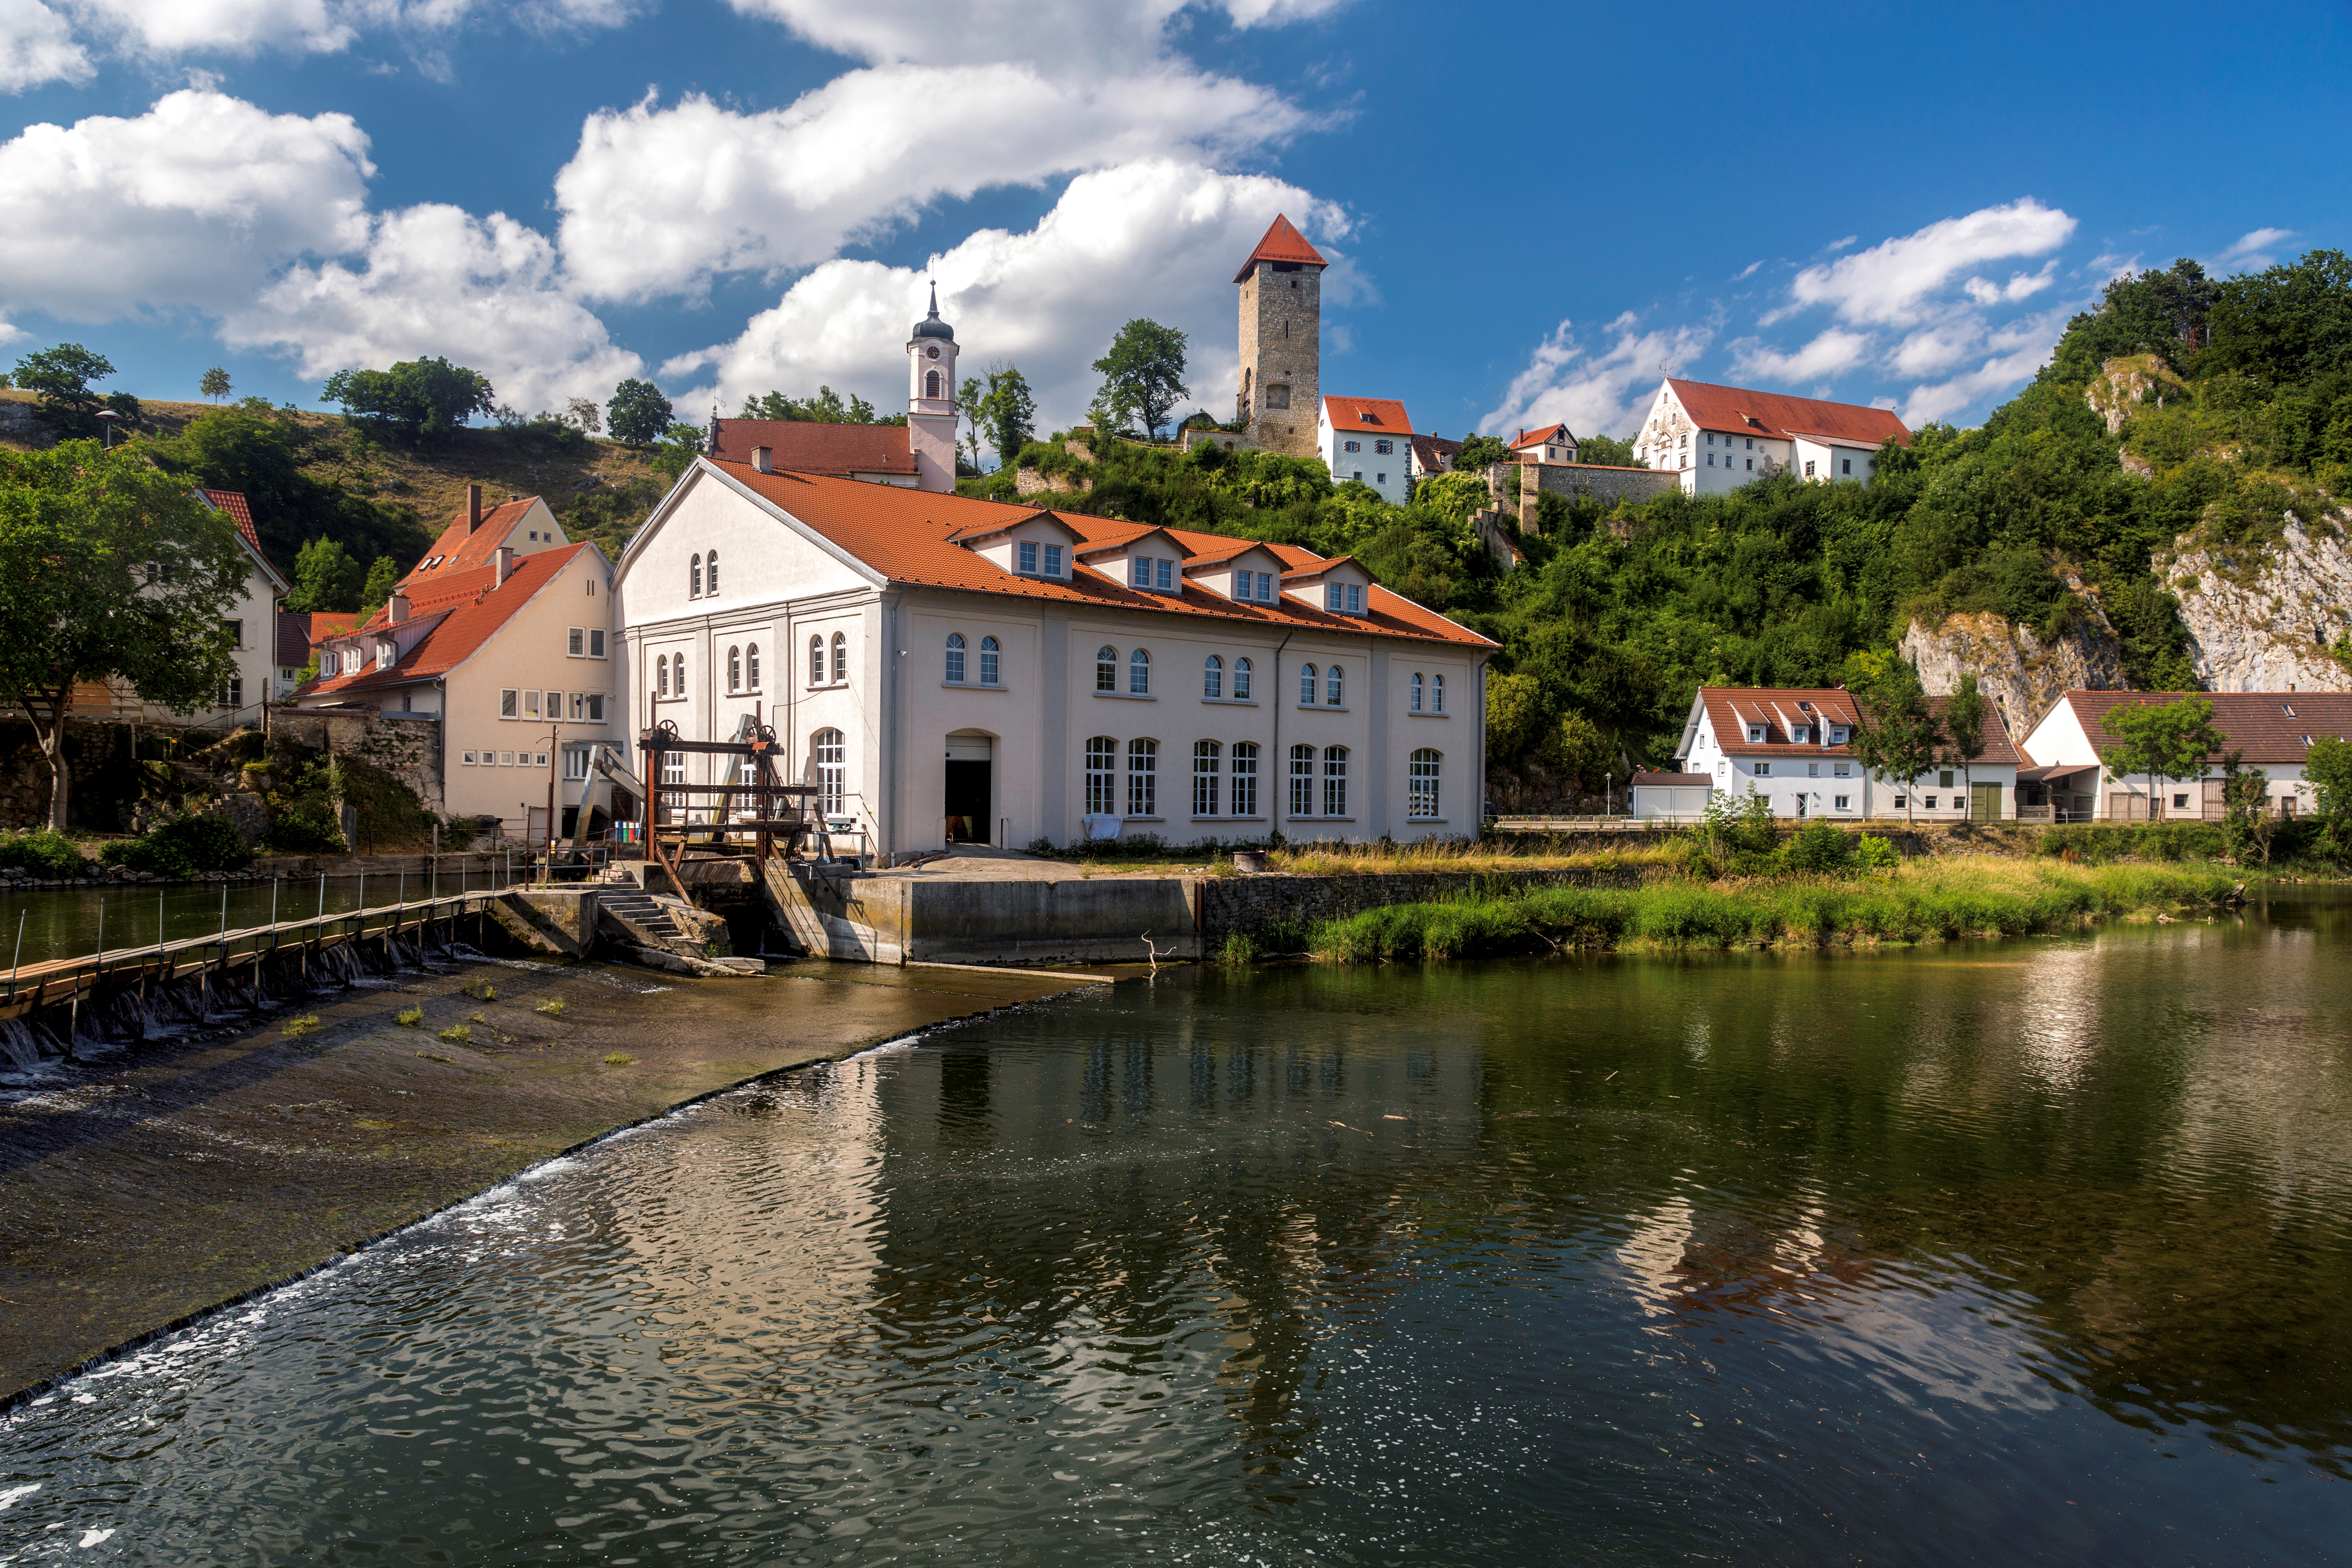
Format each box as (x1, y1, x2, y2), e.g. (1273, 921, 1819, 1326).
(283, 1014, 321, 1037)
(1783, 820, 1860, 875)
(439, 1023, 472, 1044)
(102, 815, 255, 878)
(535, 997, 565, 1017)
(1857, 835, 1900, 871)
(263, 802, 345, 854)
(396, 1005, 423, 1027)
(602, 1052, 633, 1065)
(0, 829, 88, 876)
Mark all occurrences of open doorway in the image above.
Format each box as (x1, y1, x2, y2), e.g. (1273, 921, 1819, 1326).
(945, 731, 993, 844)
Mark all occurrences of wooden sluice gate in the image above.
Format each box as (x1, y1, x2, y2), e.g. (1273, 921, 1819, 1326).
(0, 887, 503, 1069)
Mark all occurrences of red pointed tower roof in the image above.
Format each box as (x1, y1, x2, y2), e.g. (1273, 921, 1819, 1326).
(1234, 214, 1327, 283)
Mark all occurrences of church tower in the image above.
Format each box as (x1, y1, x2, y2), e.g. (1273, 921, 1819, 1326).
(1233, 214, 1326, 459)
(906, 281, 959, 494)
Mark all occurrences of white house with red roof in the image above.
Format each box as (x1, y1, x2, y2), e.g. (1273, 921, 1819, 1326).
(1634, 379, 1912, 497)
(295, 493, 619, 827)
(1509, 424, 1579, 465)
(1663, 686, 2022, 821)
(2016, 690, 2352, 821)
(1318, 396, 1414, 504)
(615, 452, 1495, 856)
(192, 486, 290, 726)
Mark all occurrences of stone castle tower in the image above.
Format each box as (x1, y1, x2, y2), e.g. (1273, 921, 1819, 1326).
(1233, 214, 1325, 459)
(906, 281, 959, 494)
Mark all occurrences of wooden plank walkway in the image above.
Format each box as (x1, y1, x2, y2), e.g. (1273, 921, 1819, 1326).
(0, 891, 497, 1021)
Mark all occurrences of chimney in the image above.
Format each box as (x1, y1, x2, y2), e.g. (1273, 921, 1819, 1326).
(493, 546, 515, 588)
(387, 592, 409, 625)
(466, 484, 482, 533)
(752, 445, 773, 474)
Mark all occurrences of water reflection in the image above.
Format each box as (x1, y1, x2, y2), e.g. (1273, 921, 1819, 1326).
(1, 906, 2350, 1563)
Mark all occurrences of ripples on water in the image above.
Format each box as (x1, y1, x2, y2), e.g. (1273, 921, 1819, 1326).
(3, 907, 2351, 1564)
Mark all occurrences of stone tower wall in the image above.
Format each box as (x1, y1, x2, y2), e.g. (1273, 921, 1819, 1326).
(1236, 260, 1320, 459)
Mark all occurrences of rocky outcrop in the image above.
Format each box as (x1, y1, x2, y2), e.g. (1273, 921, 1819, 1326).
(2086, 354, 2186, 437)
(2157, 508, 2352, 692)
(1903, 599, 2127, 730)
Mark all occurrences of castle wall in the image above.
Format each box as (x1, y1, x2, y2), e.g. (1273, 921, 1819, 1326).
(1236, 260, 1320, 459)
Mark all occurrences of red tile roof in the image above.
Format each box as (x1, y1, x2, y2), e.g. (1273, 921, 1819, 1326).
(403, 498, 543, 585)
(276, 610, 356, 667)
(2052, 691, 2352, 766)
(711, 419, 915, 478)
(196, 487, 262, 555)
(1511, 423, 1575, 451)
(1410, 434, 1461, 474)
(1667, 379, 1913, 448)
(1233, 213, 1327, 283)
(1698, 686, 2020, 765)
(303, 543, 597, 696)
(697, 461, 1492, 650)
(1322, 396, 1414, 437)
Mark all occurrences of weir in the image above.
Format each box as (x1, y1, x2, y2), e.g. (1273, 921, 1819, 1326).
(0, 889, 500, 1073)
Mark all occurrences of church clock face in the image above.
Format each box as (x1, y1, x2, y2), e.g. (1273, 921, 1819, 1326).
(925, 346, 940, 359)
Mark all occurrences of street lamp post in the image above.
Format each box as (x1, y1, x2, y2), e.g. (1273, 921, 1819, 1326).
(95, 409, 119, 449)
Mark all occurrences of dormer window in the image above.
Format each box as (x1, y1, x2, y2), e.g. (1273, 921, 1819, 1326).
(376, 640, 395, 668)
(1747, 725, 1765, 743)
(1324, 583, 1365, 614)
(1791, 725, 1810, 744)
(1829, 725, 1849, 745)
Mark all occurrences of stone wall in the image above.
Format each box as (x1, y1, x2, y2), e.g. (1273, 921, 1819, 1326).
(1500, 461, 1680, 528)
(1237, 260, 1319, 458)
(272, 710, 443, 811)
(1013, 467, 1093, 497)
(0, 719, 140, 830)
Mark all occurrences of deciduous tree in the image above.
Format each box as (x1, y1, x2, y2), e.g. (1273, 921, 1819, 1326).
(607, 379, 673, 448)
(323, 357, 494, 443)
(1940, 670, 1987, 811)
(2098, 696, 2226, 820)
(12, 343, 116, 437)
(200, 366, 232, 402)
(359, 555, 399, 615)
(1091, 320, 1188, 440)
(979, 364, 1038, 467)
(0, 441, 247, 828)
(2304, 733, 2352, 861)
(1846, 652, 1941, 825)
(287, 537, 363, 614)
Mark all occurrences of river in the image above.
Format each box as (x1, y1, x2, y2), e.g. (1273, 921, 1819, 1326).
(1, 895, 2348, 1563)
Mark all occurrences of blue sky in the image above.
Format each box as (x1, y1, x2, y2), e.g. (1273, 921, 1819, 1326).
(2, 0, 2343, 445)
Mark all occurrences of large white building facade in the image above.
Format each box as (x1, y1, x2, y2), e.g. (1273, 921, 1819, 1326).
(1633, 379, 1913, 497)
(615, 455, 1494, 856)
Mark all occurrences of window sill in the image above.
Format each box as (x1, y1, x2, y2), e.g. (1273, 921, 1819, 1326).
(1406, 710, 1450, 719)
(1405, 817, 1447, 824)
(1201, 697, 1258, 706)
(1121, 815, 1165, 823)
(726, 689, 765, 698)
(1192, 815, 1267, 822)
(1286, 815, 1355, 822)
(1095, 690, 1156, 700)
(1296, 705, 1349, 713)
(804, 683, 849, 692)
(942, 682, 1009, 691)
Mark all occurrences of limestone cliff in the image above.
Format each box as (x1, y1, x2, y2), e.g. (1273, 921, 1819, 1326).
(2156, 508, 2352, 692)
(1903, 596, 2126, 728)
(2085, 353, 2187, 437)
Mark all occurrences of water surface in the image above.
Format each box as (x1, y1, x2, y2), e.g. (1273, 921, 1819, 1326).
(2, 898, 2349, 1563)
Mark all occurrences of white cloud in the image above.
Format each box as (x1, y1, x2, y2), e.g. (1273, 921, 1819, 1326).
(0, 0, 91, 90)
(0, 316, 25, 347)
(0, 90, 373, 321)
(2214, 226, 2294, 272)
(1898, 307, 2067, 426)
(1779, 198, 2076, 327)
(1479, 311, 1715, 440)
(67, 0, 351, 57)
(724, 0, 1349, 70)
(1961, 258, 2057, 305)
(1730, 327, 1871, 383)
(556, 62, 1306, 302)
(225, 203, 641, 413)
(663, 158, 1342, 432)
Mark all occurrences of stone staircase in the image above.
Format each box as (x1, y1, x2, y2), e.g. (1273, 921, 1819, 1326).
(597, 885, 688, 947)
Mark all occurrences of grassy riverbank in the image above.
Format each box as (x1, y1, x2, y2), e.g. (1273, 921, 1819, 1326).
(1274, 858, 2245, 963)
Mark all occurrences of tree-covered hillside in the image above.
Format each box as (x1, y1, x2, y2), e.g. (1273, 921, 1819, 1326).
(975, 249, 2352, 795)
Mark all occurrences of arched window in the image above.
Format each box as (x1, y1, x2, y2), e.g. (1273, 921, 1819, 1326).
(945, 632, 967, 684)
(673, 653, 686, 697)
(706, 550, 719, 595)
(1085, 737, 1118, 815)
(1127, 738, 1158, 816)
(1203, 654, 1224, 699)
(1326, 664, 1343, 706)
(812, 728, 846, 817)
(925, 369, 941, 399)
(1233, 657, 1253, 701)
(1129, 647, 1151, 696)
(690, 553, 702, 597)
(1322, 746, 1349, 817)
(657, 652, 669, 698)
(746, 643, 760, 689)
(979, 635, 999, 686)
(809, 634, 823, 686)
(1409, 749, 1441, 819)
(1432, 673, 1445, 714)
(1232, 742, 1259, 816)
(1096, 645, 1118, 693)
(1299, 663, 1317, 706)
(1289, 744, 1316, 817)
(1192, 740, 1221, 817)
(1410, 672, 1424, 713)
(728, 646, 742, 692)
(830, 631, 847, 684)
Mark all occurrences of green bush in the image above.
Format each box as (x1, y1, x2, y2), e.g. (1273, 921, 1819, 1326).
(1782, 820, 1860, 874)
(263, 802, 345, 854)
(102, 815, 255, 878)
(0, 829, 89, 876)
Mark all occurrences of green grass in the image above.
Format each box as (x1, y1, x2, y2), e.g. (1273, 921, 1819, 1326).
(1301, 858, 2243, 963)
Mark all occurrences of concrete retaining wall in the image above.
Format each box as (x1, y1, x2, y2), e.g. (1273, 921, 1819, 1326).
(763, 864, 1199, 965)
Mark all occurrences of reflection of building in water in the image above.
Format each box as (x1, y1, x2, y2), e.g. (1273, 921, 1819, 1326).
(860, 1025, 1489, 1475)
